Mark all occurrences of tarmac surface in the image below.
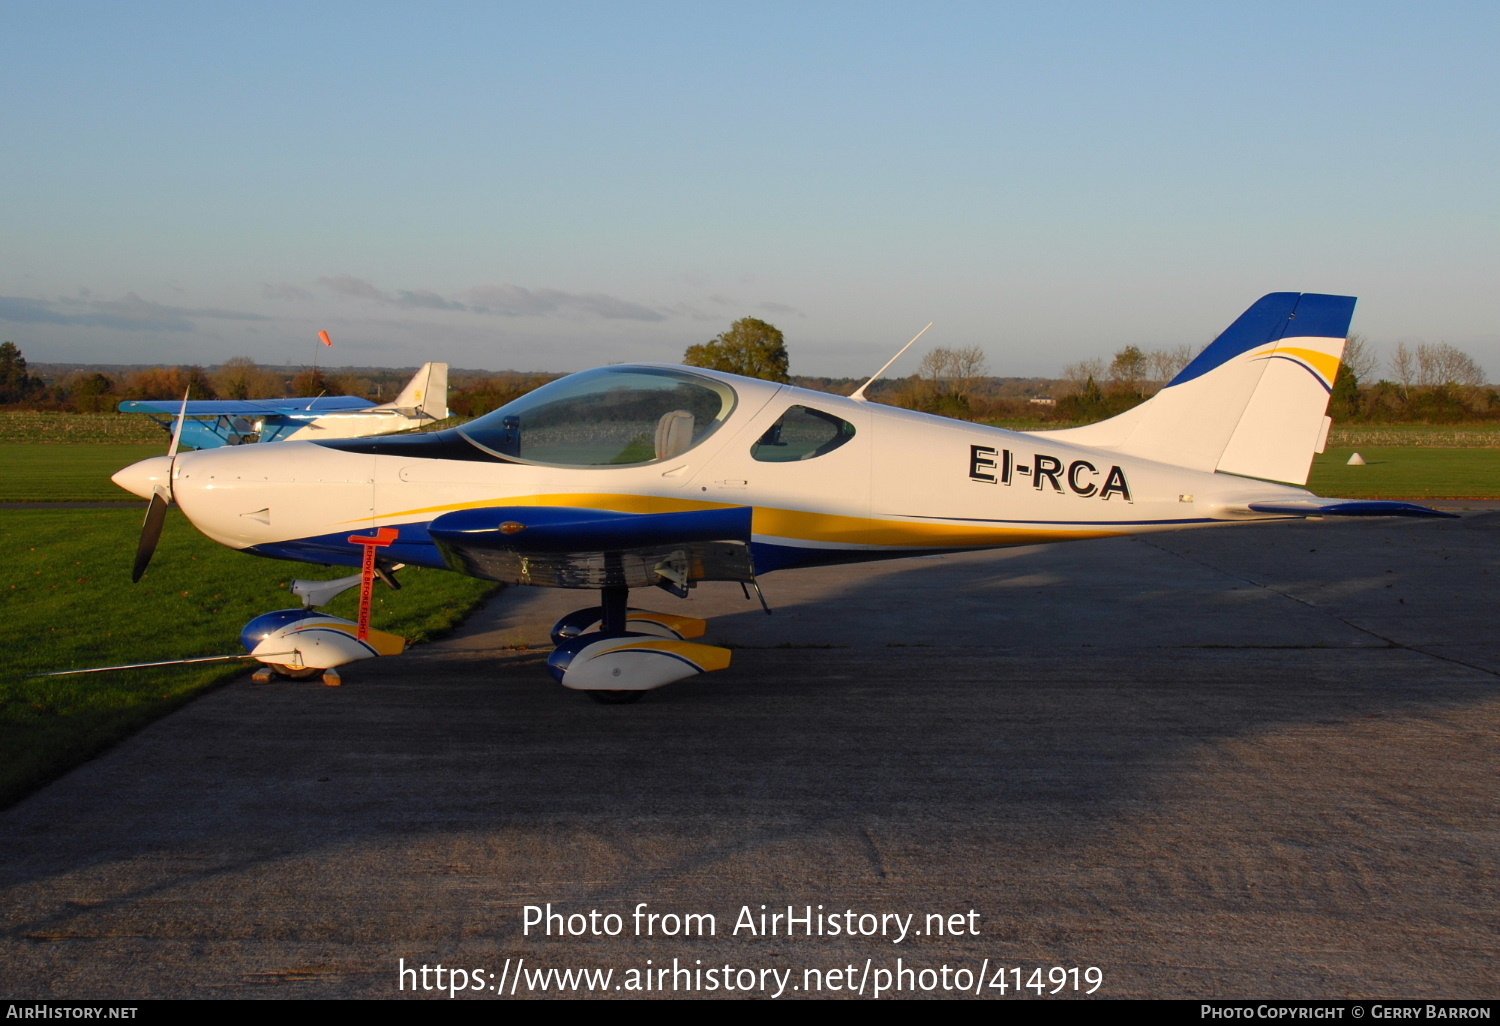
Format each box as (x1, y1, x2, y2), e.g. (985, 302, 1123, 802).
(2, 508, 1498, 1000)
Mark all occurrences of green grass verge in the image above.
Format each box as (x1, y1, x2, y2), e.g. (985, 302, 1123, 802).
(1309, 448, 1499, 499)
(0, 411, 166, 444)
(0, 444, 163, 502)
(0, 509, 499, 808)
(1327, 424, 1500, 448)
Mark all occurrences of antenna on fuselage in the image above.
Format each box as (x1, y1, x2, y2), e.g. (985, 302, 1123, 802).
(849, 322, 933, 403)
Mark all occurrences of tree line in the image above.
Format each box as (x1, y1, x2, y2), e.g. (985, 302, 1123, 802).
(0, 347, 383, 413)
(1057, 335, 1497, 425)
(4, 323, 1494, 426)
(0, 342, 559, 420)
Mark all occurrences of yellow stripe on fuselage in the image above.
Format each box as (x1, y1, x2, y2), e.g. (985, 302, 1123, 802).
(347, 492, 1124, 550)
(750, 506, 1121, 548)
(342, 492, 738, 524)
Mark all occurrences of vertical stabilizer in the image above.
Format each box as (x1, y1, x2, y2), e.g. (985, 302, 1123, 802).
(385, 363, 449, 421)
(1036, 293, 1355, 485)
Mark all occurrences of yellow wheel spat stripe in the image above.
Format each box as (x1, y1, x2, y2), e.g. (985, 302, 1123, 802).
(294, 620, 406, 656)
(613, 639, 732, 673)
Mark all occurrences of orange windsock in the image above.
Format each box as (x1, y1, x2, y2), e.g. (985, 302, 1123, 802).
(318, 330, 333, 347)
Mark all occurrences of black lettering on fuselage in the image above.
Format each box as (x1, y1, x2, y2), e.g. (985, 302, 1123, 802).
(1034, 454, 1064, 492)
(1067, 460, 1098, 496)
(969, 445, 997, 483)
(1100, 465, 1132, 501)
(965, 446, 1130, 502)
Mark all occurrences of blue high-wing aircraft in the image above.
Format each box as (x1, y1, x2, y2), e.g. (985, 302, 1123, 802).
(119, 363, 448, 448)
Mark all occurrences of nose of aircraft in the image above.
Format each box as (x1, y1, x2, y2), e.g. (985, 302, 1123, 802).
(112, 455, 173, 500)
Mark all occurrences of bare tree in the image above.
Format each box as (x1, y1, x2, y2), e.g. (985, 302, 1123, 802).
(1062, 357, 1105, 395)
(1390, 342, 1417, 396)
(1414, 342, 1486, 388)
(1145, 344, 1193, 388)
(918, 346, 989, 402)
(1341, 334, 1378, 382)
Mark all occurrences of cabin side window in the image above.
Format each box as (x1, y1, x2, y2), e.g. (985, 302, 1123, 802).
(750, 405, 856, 462)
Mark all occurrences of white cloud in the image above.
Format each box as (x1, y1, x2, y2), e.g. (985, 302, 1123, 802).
(459, 284, 665, 321)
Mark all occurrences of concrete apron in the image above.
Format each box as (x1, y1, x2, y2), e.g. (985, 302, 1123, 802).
(2, 511, 1497, 999)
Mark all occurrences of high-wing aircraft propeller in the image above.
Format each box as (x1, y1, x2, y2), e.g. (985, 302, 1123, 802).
(109, 292, 1455, 703)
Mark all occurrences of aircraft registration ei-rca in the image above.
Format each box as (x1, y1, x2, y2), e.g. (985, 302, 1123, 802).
(109, 292, 1452, 702)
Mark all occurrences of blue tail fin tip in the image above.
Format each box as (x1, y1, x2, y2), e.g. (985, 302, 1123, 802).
(1169, 293, 1357, 388)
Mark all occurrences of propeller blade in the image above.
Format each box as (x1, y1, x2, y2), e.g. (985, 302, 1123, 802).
(131, 389, 189, 581)
(166, 387, 189, 464)
(132, 490, 169, 582)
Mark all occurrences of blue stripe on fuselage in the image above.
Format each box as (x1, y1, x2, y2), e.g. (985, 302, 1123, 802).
(243, 522, 992, 579)
(246, 522, 445, 569)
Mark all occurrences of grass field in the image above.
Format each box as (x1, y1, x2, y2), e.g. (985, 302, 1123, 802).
(0, 508, 499, 808)
(0, 444, 162, 501)
(1308, 448, 1499, 500)
(0, 411, 165, 444)
(1327, 424, 1500, 448)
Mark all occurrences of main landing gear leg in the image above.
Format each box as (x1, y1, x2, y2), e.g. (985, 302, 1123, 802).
(600, 585, 628, 635)
(588, 585, 642, 704)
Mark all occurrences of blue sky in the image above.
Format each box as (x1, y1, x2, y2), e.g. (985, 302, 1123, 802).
(3, 1, 1497, 378)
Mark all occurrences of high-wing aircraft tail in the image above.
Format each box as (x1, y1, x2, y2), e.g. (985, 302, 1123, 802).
(1039, 293, 1355, 486)
(381, 362, 449, 421)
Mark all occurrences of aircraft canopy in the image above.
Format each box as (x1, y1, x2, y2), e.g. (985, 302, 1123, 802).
(459, 366, 738, 467)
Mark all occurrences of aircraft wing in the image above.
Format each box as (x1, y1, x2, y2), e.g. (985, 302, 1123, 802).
(119, 397, 376, 417)
(427, 505, 756, 590)
(1238, 498, 1457, 519)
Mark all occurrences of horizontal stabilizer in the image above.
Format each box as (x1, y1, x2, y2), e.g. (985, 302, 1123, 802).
(1243, 499, 1457, 519)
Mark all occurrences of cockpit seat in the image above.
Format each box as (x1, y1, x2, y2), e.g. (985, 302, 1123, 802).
(655, 410, 695, 460)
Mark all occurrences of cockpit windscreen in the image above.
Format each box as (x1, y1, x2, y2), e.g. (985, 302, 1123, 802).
(459, 367, 738, 467)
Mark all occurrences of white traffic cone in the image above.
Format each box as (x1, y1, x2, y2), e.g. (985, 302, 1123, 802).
(1347, 452, 1367, 466)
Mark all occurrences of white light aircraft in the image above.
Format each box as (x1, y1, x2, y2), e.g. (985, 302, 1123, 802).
(119, 363, 449, 448)
(111, 293, 1451, 702)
